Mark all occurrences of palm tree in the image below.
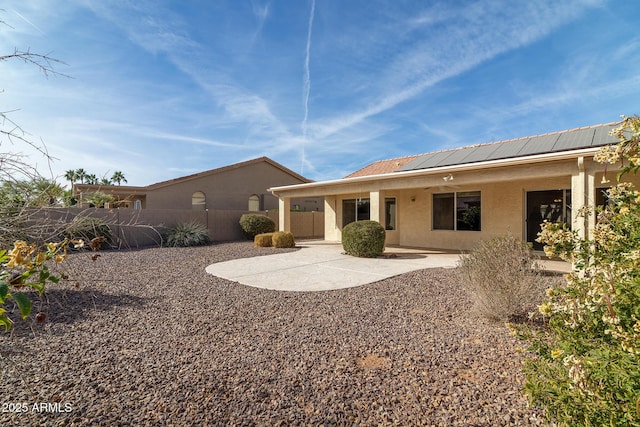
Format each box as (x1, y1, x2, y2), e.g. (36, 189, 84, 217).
(64, 169, 77, 186)
(99, 178, 112, 185)
(85, 174, 98, 185)
(75, 168, 87, 184)
(111, 171, 127, 186)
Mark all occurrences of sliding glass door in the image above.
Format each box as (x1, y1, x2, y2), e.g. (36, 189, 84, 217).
(526, 190, 571, 250)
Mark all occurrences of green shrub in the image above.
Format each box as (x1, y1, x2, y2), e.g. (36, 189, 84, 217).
(457, 234, 549, 322)
(239, 214, 275, 238)
(342, 220, 385, 258)
(254, 233, 274, 247)
(514, 115, 640, 426)
(272, 231, 295, 248)
(64, 216, 112, 249)
(165, 222, 210, 247)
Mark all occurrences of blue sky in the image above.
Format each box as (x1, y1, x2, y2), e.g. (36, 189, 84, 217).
(2, 0, 639, 186)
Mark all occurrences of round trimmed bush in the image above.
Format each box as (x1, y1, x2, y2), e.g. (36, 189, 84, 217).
(239, 214, 275, 238)
(342, 220, 386, 258)
(272, 231, 295, 248)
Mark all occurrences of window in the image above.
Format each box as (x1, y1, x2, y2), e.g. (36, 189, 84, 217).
(342, 198, 370, 227)
(385, 197, 396, 230)
(192, 191, 206, 210)
(433, 191, 481, 231)
(248, 194, 260, 211)
(134, 199, 142, 210)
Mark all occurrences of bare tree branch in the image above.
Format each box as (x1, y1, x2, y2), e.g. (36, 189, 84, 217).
(0, 49, 70, 78)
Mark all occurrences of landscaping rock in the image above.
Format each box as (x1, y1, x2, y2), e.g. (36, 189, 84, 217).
(0, 242, 547, 425)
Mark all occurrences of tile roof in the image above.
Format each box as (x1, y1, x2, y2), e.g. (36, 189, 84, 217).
(344, 155, 421, 178)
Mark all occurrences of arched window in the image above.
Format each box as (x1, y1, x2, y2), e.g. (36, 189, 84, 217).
(192, 191, 206, 210)
(134, 199, 142, 210)
(248, 194, 260, 211)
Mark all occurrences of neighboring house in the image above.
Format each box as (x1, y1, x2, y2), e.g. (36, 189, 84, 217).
(270, 122, 640, 251)
(74, 157, 321, 212)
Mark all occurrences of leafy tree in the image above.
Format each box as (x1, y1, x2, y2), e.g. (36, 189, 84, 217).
(83, 191, 114, 208)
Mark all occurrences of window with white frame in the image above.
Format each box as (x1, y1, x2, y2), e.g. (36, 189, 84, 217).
(433, 191, 481, 231)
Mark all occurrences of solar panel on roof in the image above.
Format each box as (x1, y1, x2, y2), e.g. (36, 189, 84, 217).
(435, 146, 478, 166)
(487, 138, 530, 160)
(554, 128, 595, 150)
(397, 152, 439, 171)
(592, 125, 617, 147)
(420, 151, 458, 168)
(517, 134, 560, 156)
(395, 123, 619, 173)
(461, 143, 501, 163)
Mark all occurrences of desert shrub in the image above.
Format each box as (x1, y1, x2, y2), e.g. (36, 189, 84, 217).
(457, 234, 549, 322)
(239, 214, 275, 238)
(64, 216, 111, 248)
(165, 222, 210, 247)
(0, 239, 71, 330)
(272, 231, 295, 248)
(342, 220, 385, 258)
(514, 115, 640, 426)
(254, 233, 274, 247)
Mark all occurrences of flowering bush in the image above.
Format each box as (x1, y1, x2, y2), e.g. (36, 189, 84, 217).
(515, 115, 640, 425)
(0, 239, 79, 330)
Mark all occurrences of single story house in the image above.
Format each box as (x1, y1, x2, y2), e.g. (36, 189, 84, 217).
(270, 122, 639, 251)
(74, 156, 322, 212)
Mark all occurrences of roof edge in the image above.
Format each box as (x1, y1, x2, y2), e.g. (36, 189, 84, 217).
(270, 146, 604, 195)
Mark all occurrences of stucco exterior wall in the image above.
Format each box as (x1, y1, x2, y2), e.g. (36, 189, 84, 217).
(145, 161, 317, 211)
(396, 176, 570, 250)
(274, 154, 640, 252)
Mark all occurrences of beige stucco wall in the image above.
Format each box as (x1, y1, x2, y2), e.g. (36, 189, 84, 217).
(275, 155, 640, 251)
(395, 175, 571, 250)
(146, 161, 319, 211)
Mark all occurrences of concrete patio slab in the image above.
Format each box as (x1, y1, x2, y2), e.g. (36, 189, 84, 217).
(205, 241, 462, 292)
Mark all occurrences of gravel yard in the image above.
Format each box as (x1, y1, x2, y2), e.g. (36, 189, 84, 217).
(0, 242, 548, 426)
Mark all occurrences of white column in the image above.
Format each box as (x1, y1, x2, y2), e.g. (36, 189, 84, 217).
(278, 197, 291, 232)
(369, 190, 381, 224)
(571, 156, 590, 239)
(324, 196, 338, 241)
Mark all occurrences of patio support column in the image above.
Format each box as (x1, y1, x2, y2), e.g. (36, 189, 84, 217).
(369, 190, 381, 224)
(324, 196, 338, 241)
(278, 197, 291, 232)
(571, 156, 595, 240)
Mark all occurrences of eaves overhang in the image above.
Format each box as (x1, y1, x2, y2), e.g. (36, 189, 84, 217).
(269, 147, 604, 197)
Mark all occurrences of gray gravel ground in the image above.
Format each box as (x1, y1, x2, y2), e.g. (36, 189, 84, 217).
(0, 242, 548, 426)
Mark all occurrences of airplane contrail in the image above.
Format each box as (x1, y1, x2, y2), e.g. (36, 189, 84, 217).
(12, 9, 46, 35)
(300, 0, 315, 175)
